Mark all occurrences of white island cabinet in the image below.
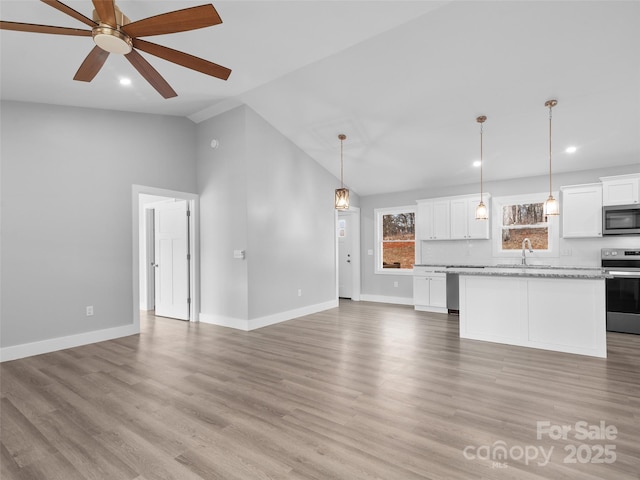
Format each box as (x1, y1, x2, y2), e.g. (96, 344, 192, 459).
(455, 269, 607, 358)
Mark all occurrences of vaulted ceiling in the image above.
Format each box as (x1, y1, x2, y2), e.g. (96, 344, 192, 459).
(2, 1, 639, 196)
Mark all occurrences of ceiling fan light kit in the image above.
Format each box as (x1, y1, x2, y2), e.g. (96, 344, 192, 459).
(91, 4, 131, 54)
(92, 26, 132, 54)
(0, 0, 232, 98)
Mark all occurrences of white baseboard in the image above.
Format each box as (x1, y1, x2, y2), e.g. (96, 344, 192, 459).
(199, 313, 249, 330)
(0, 323, 139, 363)
(359, 294, 414, 306)
(199, 299, 339, 331)
(415, 305, 448, 314)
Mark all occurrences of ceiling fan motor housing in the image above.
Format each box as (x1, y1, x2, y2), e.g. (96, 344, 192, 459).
(92, 5, 132, 54)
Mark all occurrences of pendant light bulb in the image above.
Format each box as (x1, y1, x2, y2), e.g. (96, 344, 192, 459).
(335, 134, 349, 209)
(475, 115, 488, 220)
(543, 99, 559, 216)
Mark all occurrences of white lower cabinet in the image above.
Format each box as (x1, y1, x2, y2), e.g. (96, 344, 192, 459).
(413, 268, 447, 313)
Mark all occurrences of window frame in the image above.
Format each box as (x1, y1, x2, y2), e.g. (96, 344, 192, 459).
(491, 193, 559, 259)
(374, 206, 416, 275)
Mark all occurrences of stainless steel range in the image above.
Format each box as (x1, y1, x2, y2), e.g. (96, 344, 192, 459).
(602, 248, 640, 334)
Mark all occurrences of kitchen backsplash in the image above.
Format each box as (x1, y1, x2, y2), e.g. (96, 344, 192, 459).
(419, 235, 640, 267)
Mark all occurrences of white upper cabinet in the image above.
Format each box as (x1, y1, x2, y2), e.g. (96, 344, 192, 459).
(417, 194, 490, 241)
(561, 183, 603, 238)
(600, 174, 640, 206)
(416, 199, 450, 240)
(432, 200, 451, 239)
(450, 194, 491, 240)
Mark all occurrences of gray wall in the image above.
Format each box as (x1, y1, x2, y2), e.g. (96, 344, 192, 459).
(360, 164, 640, 301)
(196, 105, 352, 325)
(245, 107, 339, 318)
(0, 101, 197, 348)
(196, 106, 250, 322)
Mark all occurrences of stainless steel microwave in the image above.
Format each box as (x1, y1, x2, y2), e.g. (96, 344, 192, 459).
(603, 204, 640, 235)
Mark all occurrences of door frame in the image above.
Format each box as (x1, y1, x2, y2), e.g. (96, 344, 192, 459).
(144, 207, 155, 311)
(336, 206, 361, 301)
(132, 185, 200, 327)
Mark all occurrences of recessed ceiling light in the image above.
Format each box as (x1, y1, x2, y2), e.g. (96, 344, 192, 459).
(119, 78, 132, 86)
(473, 160, 482, 167)
(565, 146, 577, 154)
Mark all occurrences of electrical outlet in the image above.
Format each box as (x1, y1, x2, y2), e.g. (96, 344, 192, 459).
(393, 281, 399, 287)
(86, 306, 94, 316)
(298, 289, 302, 297)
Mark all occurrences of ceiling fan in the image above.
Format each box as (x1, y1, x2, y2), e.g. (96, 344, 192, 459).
(0, 0, 232, 98)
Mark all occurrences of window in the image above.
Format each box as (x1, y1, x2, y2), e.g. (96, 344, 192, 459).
(501, 202, 548, 250)
(492, 193, 558, 259)
(375, 207, 416, 274)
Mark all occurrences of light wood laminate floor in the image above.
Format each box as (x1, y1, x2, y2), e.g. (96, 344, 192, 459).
(1, 300, 639, 479)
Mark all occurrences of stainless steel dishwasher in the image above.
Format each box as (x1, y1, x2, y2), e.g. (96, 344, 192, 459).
(446, 272, 459, 314)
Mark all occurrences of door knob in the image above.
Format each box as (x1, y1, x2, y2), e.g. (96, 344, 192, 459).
(347, 260, 351, 263)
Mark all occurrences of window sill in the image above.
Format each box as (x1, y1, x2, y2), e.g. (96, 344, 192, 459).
(375, 268, 415, 275)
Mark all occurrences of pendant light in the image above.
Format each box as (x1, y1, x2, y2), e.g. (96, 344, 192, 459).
(475, 115, 488, 220)
(543, 99, 560, 216)
(334, 134, 349, 209)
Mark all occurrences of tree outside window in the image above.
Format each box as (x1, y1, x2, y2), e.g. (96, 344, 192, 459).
(375, 207, 415, 274)
(501, 202, 549, 250)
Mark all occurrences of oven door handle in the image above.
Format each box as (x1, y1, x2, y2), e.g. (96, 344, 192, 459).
(607, 270, 640, 279)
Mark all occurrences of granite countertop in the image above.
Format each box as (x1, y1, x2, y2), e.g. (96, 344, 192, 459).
(414, 264, 610, 279)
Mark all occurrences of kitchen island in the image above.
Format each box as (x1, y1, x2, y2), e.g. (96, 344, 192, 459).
(446, 265, 609, 358)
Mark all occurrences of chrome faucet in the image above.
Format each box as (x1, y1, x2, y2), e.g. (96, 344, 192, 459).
(521, 238, 533, 265)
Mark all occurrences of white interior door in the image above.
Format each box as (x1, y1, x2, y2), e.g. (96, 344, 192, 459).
(338, 213, 353, 298)
(154, 200, 190, 320)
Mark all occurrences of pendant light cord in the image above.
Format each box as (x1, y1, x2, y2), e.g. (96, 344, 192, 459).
(338, 133, 346, 189)
(476, 115, 486, 201)
(340, 137, 344, 189)
(548, 103, 553, 195)
(479, 121, 484, 198)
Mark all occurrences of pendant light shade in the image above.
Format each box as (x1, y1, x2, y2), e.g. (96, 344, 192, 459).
(335, 134, 349, 209)
(475, 201, 488, 220)
(335, 188, 349, 210)
(475, 115, 488, 220)
(543, 99, 559, 216)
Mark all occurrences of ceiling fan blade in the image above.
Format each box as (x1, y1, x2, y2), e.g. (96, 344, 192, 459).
(0, 21, 91, 36)
(92, 0, 116, 27)
(125, 49, 177, 99)
(122, 5, 222, 38)
(73, 46, 110, 82)
(133, 39, 231, 81)
(41, 0, 97, 28)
